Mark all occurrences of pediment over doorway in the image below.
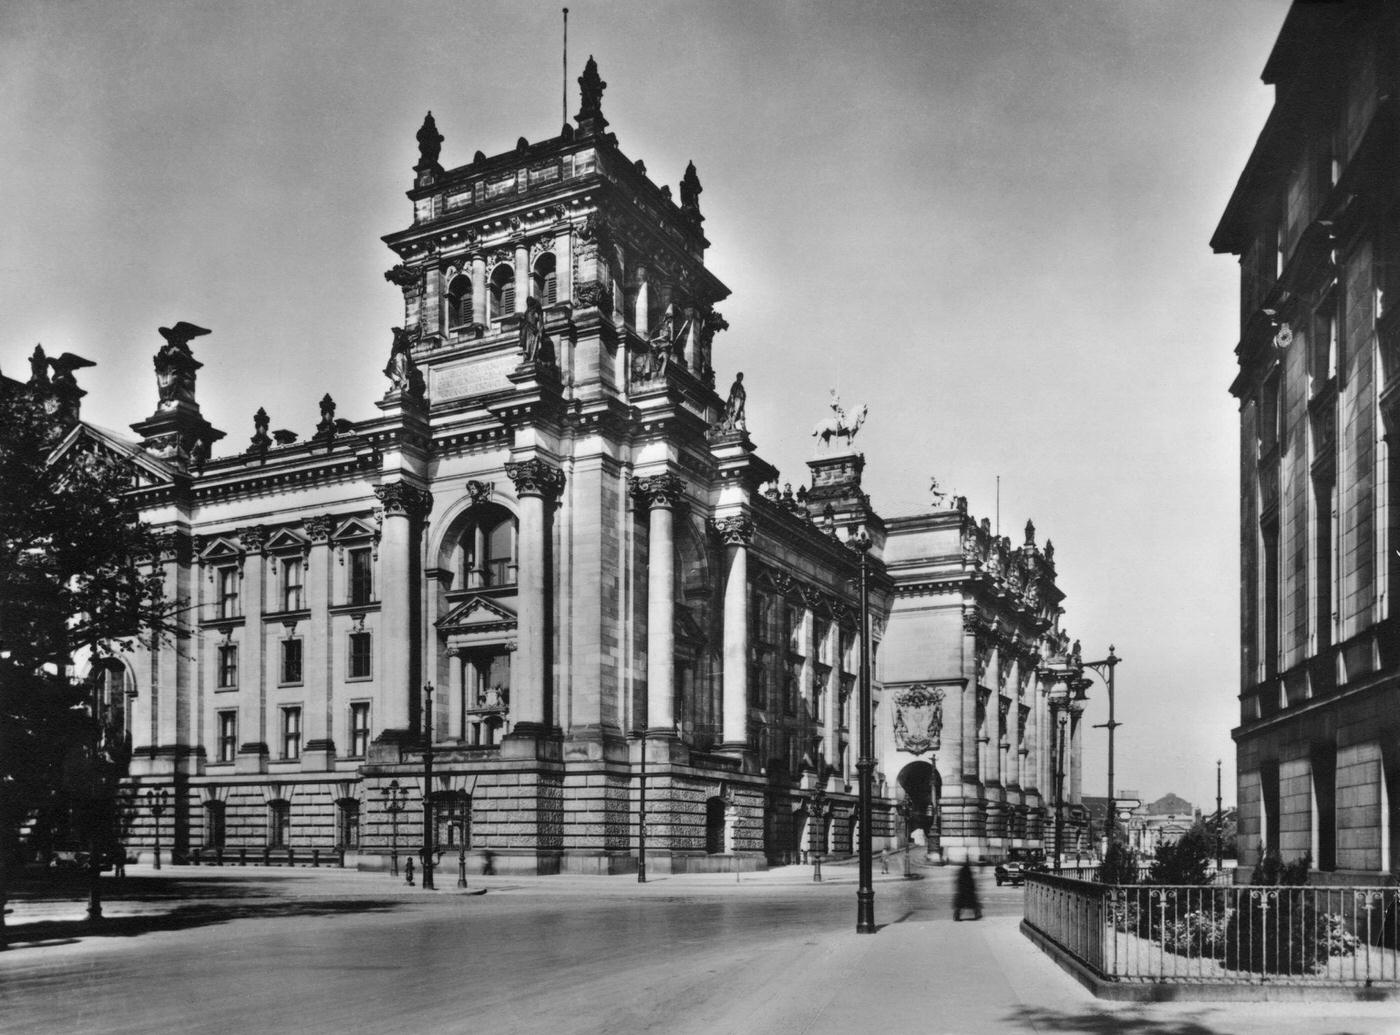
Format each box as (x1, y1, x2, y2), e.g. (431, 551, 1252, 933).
(437, 594, 517, 636)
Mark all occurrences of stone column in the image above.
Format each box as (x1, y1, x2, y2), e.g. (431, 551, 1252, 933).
(373, 482, 432, 734)
(471, 254, 487, 326)
(514, 240, 529, 314)
(505, 458, 565, 736)
(986, 647, 1002, 787)
(237, 526, 268, 767)
(630, 473, 685, 734)
(711, 514, 754, 751)
(303, 516, 334, 762)
(1069, 702, 1085, 805)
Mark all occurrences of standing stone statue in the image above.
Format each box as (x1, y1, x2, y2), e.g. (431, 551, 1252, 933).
(154, 322, 210, 409)
(725, 372, 747, 430)
(382, 326, 425, 398)
(518, 296, 555, 367)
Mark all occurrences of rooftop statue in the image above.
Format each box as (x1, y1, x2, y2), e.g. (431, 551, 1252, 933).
(811, 389, 867, 448)
(416, 111, 443, 170)
(28, 344, 49, 386)
(154, 322, 209, 409)
(680, 161, 703, 221)
(47, 352, 95, 393)
(724, 372, 746, 431)
(576, 56, 608, 125)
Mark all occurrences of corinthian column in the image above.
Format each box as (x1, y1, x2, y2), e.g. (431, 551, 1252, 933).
(373, 482, 432, 734)
(630, 473, 685, 735)
(710, 514, 754, 752)
(505, 458, 565, 735)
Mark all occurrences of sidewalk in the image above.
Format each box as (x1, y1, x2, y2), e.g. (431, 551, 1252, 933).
(6, 864, 1400, 1034)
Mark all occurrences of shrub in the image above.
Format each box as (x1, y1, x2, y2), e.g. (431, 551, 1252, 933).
(1097, 838, 1138, 886)
(1160, 908, 1233, 958)
(1147, 822, 1213, 886)
(1222, 850, 1328, 974)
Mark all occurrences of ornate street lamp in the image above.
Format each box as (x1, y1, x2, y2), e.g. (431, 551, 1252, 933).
(805, 785, 832, 882)
(894, 799, 913, 877)
(849, 529, 875, 934)
(1082, 646, 1122, 839)
(146, 788, 169, 871)
(421, 683, 436, 891)
(457, 793, 469, 890)
(385, 780, 407, 877)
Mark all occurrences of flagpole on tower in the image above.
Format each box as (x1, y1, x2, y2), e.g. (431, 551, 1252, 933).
(563, 8, 569, 125)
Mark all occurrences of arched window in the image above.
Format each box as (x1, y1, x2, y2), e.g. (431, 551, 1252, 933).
(94, 661, 128, 747)
(531, 253, 557, 307)
(446, 274, 473, 330)
(489, 264, 515, 322)
(459, 507, 519, 589)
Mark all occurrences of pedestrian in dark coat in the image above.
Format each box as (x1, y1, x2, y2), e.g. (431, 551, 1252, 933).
(953, 862, 981, 921)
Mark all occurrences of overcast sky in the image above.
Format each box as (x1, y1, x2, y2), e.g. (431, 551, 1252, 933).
(2, 0, 1291, 813)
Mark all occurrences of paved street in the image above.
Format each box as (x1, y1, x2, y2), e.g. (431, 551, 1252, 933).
(2, 864, 1398, 1035)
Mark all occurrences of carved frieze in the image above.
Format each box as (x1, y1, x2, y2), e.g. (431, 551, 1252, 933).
(238, 525, 268, 555)
(893, 685, 944, 755)
(465, 480, 493, 507)
(303, 514, 334, 542)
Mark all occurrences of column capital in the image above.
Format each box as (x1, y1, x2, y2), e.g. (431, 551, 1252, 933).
(708, 514, 754, 545)
(629, 472, 685, 509)
(374, 481, 433, 519)
(505, 458, 565, 500)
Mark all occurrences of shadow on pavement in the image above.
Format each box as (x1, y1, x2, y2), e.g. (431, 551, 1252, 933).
(1004, 1006, 1373, 1035)
(3, 897, 402, 950)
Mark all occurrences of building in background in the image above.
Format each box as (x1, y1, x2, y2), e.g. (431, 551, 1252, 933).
(37, 60, 1090, 872)
(1215, 0, 1400, 878)
(1125, 793, 1197, 858)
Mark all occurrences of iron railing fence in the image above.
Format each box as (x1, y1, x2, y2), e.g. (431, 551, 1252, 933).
(1056, 863, 1234, 886)
(1025, 873, 1400, 988)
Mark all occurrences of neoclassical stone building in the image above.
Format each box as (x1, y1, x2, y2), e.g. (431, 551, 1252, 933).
(49, 59, 1088, 872)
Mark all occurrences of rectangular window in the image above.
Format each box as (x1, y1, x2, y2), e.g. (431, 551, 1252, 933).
(337, 801, 360, 849)
(349, 632, 372, 679)
(349, 547, 373, 604)
(269, 801, 291, 847)
(280, 638, 303, 685)
(218, 566, 240, 618)
(350, 702, 371, 757)
(217, 644, 238, 689)
(205, 803, 226, 848)
(281, 706, 301, 760)
(217, 710, 237, 763)
(281, 557, 304, 612)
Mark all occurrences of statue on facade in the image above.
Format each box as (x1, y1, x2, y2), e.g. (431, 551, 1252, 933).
(153, 322, 209, 408)
(382, 326, 425, 399)
(645, 304, 678, 379)
(724, 372, 747, 430)
(47, 352, 95, 394)
(416, 111, 443, 171)
(518, 295, 555, 368)
(811, 390, 867, 447)
(1025, 519, 1036, 547)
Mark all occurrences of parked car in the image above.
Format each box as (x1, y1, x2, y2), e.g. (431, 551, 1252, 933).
(994, 852, 1047, 886)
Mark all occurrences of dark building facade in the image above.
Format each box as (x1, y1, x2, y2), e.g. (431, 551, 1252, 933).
(1216, 0, 1400, 877)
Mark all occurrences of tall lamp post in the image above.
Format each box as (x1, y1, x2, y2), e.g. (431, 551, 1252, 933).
(421, 683, 436, 890)
(457, 793, 470, 889)
(147, 788, 168, 871)
(805, 785, 831, 883)
(1053, 711, 1067, 873)
(850, 529, 876, 934)
(385, 780, 407, 877)
(1215, 759, 1224, 872)
(1083, 646, 1122, 839)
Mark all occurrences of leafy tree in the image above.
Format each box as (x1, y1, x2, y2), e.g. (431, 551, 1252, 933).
(1146, 821, 1214, 885)
(1097, 835, 1138, 886)
(1, 359, 173, 946)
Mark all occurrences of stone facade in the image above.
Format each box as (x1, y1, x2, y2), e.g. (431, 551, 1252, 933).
(1215, 0, 1400, 878)
(52, 60, 1088, 873)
